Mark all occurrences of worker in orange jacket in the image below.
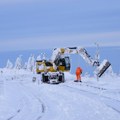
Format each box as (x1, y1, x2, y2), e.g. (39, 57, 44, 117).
(74, 67, 82, 82)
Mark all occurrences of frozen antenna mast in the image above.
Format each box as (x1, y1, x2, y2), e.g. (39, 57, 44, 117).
(94, 42, 100, 63)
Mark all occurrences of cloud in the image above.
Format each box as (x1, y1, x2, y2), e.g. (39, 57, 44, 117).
(0, 0, 71, 6)
(0, 0, 33, 5)
(0, 31, 120, 52)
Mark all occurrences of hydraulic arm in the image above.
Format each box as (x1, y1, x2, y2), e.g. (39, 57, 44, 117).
(51, 47, 111, 77)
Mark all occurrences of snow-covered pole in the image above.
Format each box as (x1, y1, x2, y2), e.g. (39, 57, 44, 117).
(94, 42, 100, 81)
(94, 42, 100, 63)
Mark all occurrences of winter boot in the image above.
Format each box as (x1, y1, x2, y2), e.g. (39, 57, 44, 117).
(74, 80, 78, 82)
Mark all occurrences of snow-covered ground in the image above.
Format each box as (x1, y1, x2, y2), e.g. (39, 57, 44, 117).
(0, 69, 120, 120)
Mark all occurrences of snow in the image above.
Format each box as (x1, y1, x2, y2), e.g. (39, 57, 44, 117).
(6, 59, 13, 69)
(0, 69, 120, 120)
(27, 54, 35, 72)
(51, 48, 61, 62)
(36, 55, 42, 61)
(14, 55, 22, 69)
(95, 59, 109, 74)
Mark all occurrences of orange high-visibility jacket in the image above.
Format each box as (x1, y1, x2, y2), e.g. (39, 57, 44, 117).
(76, 67, 82, 75)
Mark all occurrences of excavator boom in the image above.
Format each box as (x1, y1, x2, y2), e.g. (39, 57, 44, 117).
(36, 46, 111, 79)
(51, 47, 111, 77)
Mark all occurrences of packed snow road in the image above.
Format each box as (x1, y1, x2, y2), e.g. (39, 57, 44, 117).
(26, 82, 120, 120)
(0, 69, 120, 120)
(0, 81, 44, 120)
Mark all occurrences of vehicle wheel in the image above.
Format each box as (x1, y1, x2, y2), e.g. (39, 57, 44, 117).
(59, 73, 65, 83)
(41, 73, 45, 82)
(44, 75, 49, 83)
(62, 73, 65, 82)
(42, 73, 49, 83)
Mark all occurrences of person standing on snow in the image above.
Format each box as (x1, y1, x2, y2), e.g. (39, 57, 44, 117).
(74, 67, 82, 82)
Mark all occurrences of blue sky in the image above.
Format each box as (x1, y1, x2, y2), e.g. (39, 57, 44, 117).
(0, 0, 120, 51)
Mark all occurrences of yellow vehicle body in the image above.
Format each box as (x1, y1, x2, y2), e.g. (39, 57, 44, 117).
(36, 57, 70, 74)
(36, 60, 55, 74)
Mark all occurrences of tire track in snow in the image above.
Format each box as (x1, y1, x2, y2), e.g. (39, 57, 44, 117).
(20, 82, 46, 120)
(62, 84, 120, 114)
(7, 109, 21, 120)
(64, 84, 120, 102)
(6, 80, 45, 120)
(35, 98, 46, 120)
